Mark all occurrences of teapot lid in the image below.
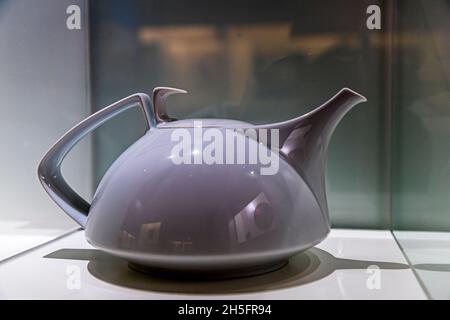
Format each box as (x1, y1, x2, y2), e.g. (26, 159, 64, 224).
(153, 87, 252, 128)
(157, 119, 251, 129)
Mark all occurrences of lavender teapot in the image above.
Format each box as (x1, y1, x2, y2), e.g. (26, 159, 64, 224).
(38, 87, 366, 278)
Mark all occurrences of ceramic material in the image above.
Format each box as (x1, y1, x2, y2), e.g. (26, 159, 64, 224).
(38, 87, 367, 277)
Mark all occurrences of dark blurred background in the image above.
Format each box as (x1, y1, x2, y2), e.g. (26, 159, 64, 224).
(88, 0, 450, 230)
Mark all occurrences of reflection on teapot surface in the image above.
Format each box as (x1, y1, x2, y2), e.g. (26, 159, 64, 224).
(38, 86, 367, 277)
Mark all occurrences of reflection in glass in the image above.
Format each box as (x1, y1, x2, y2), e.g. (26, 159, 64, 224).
(229, 192, 275, 246)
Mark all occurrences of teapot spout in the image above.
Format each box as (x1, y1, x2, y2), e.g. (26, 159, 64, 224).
(257, 88, 367, 222)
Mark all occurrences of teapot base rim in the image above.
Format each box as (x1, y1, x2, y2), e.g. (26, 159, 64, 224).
(128, 259, 288, 280)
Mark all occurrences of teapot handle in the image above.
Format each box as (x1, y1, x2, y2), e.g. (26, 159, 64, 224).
(38, 93, 154, 228)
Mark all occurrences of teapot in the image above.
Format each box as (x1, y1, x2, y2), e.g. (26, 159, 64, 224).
(38, 87, 366, 278)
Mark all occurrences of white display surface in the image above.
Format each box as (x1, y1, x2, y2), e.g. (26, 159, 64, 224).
(394, 231, 450, 300)
(0, 229, 426, 299)
(0, 222, 79, 261)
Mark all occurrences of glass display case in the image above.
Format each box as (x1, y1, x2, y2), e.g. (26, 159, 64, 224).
(0, 0, 90, 259)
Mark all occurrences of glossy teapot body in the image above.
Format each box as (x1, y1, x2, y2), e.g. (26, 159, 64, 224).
(39, 87, 366, 277)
